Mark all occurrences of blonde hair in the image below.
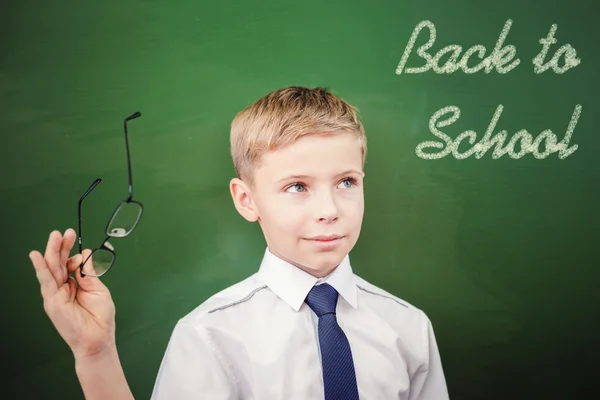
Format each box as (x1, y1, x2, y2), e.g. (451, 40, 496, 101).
(230, 86, 367, 185)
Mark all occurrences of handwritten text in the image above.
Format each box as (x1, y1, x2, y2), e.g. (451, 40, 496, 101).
(415, 104, 581, 160)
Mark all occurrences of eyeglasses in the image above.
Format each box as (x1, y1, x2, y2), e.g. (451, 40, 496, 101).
(78, 111, 143, 278)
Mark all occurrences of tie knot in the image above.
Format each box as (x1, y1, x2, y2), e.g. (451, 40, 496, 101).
(305, 283, 339, 317)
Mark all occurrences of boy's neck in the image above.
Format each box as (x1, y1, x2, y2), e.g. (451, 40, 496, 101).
(268, 248, 339, 279)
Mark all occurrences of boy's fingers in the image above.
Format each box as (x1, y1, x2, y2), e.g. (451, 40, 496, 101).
(66, 276, 77, 302)
(67, 253, 83, 274)
(75, 249, 101, 291)
(44, 231, 63, 286)
(60, 229, 77, 283)
(30, 250, 57, 299)
(60, 229, 77, 271)
(80, 249, 100, 278)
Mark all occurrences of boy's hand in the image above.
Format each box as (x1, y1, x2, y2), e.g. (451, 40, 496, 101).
(29, 229, 117, 360)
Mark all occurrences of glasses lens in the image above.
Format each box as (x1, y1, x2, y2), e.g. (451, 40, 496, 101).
(107, 201, 142, 237)
(81, 248, 115, 277)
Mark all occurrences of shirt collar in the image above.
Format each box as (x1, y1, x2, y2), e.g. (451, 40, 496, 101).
(257, 248, 358, 312)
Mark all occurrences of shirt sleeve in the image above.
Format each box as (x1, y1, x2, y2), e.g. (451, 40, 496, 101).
(408, 314, 450, 400)
(150, 318, 239, 400)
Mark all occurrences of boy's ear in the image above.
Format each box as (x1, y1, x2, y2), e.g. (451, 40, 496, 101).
(229, 177, 259, 222)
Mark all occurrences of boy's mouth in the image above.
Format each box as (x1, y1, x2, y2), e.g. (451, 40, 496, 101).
(305, 235, 343, 241)
(303, 235, 345, 250)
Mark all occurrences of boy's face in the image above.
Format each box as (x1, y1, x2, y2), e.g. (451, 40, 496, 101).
(230, 132, 365, 278)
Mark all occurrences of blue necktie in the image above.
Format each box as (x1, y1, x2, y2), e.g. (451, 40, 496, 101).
(305, 283, 359, 400)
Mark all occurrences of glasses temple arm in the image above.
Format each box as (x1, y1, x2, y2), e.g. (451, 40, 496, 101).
(78, 198, 83, 256)
(123, 111, 141, 200)
(78, 178, 101, 261)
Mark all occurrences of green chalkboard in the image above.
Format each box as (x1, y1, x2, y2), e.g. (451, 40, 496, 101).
(3, 0, 599, 399)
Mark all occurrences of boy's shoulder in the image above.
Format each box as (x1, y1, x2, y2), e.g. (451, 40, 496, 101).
(353, 273, 414, 307)
(176, 269, 432, 330)
(353, 273, 431, 322)
(180, 272, 267, 324)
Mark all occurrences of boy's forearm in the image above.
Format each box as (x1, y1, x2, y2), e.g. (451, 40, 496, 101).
(74, 346, 134, 400)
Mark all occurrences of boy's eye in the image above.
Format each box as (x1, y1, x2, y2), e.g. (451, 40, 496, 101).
(286, 183, 306, 193)
(339, 177, 357, 189)
(285, 177, 358, 193)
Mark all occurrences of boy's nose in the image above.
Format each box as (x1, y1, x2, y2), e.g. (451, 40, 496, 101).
(319, 212, 339, 223)
(316, 193, 339, 223)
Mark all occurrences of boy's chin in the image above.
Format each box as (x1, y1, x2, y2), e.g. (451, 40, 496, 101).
(300, 252, 347, 274)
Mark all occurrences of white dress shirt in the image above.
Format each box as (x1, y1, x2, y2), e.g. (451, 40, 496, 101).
(150, 248, 449, 400)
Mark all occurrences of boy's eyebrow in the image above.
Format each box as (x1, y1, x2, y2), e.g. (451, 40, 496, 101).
(335, 169, 364, 178)
(277, 170, 364, 183)
(277, 174, 311, 183)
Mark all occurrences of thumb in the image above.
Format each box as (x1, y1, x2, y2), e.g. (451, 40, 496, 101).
(75, 249, 108, 292)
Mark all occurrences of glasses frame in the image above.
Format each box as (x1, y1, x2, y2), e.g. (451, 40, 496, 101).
(78, 111, 144, 278)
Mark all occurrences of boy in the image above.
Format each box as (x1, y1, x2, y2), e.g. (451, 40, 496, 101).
(29, 86, 449, 399)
